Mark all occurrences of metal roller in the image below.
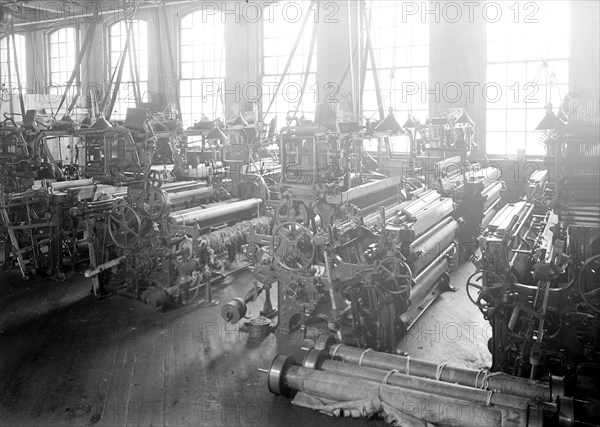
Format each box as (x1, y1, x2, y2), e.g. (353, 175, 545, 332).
(161, 181, 207, 193)
(167, 187, 217, 208)
(398, 189, 442, 218)
(198, 216, 271, 248)
(314, 343, 552, 402)
(48, 179, 95, 191)
(482, 206, 499, 231)
(169, 198, 263, 228)
(482, 181, 503, 212)
(407, 218, 458, 275)
(401, 250, 452, 329)
(303, 350, 535, 411)
(266, 355, 537, 427)
(397, 198, 455, 240)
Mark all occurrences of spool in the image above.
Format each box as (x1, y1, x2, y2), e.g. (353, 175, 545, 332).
(221, 297, 247, 324)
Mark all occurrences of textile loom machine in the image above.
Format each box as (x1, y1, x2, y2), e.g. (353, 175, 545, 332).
(0, 179, 97, 280)
(409, 110, 478, 158)
(435, 156, 504, 259)
(72, 108, 160, 185)
(274, 125, 405, 228)
(222, 185, 458, 353)
(82, 177, 271, 307)
(0, 111, 97, 279)
(463, 122, 600, 426)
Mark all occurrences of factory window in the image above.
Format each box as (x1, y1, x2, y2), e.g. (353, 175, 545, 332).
(108, 19, 149, 120)
(362, 0, 429, 122)
(362, 0, 429, 153)
(486, 1, 569, 156)
(262, 1, 317, 128)
(48, 27, 79, 97)
(0, 34, 27, 97)
(179, 8, 226, 127)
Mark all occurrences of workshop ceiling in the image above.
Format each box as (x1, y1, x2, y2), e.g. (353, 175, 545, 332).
(1, 1, 186, 27)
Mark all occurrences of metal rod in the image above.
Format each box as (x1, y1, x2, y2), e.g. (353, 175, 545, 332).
(279, 364, 527, 427)
(169, 198, 262, 227)
(321, 343, 551, 401)
(314, 358, 531, 411)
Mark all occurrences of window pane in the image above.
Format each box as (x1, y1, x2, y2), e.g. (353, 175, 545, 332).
(48, 28, 77, 114)
(108, 20, 149, 120)
(486, 2, 569, 156)
(179, 9, 226, 126)
(362, 0, 429, 139)
(262, 1, 317, 126)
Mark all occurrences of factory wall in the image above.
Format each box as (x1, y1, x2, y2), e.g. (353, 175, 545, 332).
(4, 0, 598, 159)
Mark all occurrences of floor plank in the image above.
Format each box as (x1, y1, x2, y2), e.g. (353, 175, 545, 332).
(0, 262, 489, 426)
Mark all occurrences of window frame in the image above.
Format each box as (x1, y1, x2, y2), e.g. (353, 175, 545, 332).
(107, 18, 150, 119)
(483, 1, 570, 158)
(261, 0, 318, 127)
(47, 26, 80, 95)
(361, 0, 430, 154)
(0, 33, 27, 92)
(178, 7, 227, 127)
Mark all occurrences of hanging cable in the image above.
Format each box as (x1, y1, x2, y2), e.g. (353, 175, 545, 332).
(127, 20, 142, 106)
(347, 0, 356, 115)
(105, 26, 132, 119)
(9, 27, 26, 116)
(160, 6, 180, 114)
(286, 13, 318, 129)
(66, 26, 96, 117)
(262, 1, 316, 122)
(4, 34, 14, 115)
(55, 23, 97, 118)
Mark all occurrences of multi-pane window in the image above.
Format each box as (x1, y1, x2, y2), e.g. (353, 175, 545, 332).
(179, 9, 226, 127)
(48, 27, 78, 96)
(0, 34, 27, 96)
(109, 20, 149, 120)
(262, 1, 317, 128)
(362, 0, 429, 152)
(363, 0, 429, 123)
(486, 1, 569, 156)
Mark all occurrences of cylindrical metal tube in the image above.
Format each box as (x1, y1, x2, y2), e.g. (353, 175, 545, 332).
(169, 198, 262, 227)
(482, 182, 503, 212)
(167, 187, 216, 208)
(408, 220, 458, 275)
(314, 357, 531, 411)
(162, 181, 206, 193)
(198, 216, 271, 248)
(402, 198, 454, 240)
(482, 207, 498, 230)
(49, 179, 95, 191)
(322, 344, 551, 401)
(280, 364, 520, 427)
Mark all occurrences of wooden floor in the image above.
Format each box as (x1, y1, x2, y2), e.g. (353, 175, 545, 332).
(0, 262, 490, 427)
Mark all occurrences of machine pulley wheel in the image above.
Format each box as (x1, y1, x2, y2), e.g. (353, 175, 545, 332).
(274, 199, 310, 225)
(376, 258, 413, 301)
(466, 270, 505, 314)
(577, 254, 600, 314)
(267, 354, 296, 397)
(108, 201, 142, 248)
(147, 170, 163, 188)
(138, 187, 169, 220)
(272, 222, 315, 271)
